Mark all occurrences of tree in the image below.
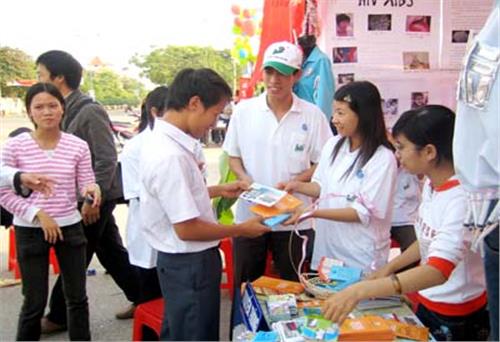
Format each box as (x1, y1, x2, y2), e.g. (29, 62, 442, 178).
(81, 69, 146, 106)
(131, 45, 240, 88)
(0, 46, 36, 97)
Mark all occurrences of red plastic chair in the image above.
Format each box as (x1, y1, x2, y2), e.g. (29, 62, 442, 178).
(132, 298, 164, 341)
(264, 250, 279, 277)
(219, 238, 234, 298)
(8, 227, 60, 279)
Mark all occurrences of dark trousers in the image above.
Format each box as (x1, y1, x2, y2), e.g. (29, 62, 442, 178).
(416, 303, 489, 341)
(47, 200, 140, 325)
(15, 223, 89, 341)
(390, 225, 419, 270)
(135, 266, 162, 305)
(230, 229, 313, 331)
(156, 247, 222, 341)
(484, 226, 499, 341)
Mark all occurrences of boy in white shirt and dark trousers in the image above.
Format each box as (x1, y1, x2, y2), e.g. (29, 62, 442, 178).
(139, 68, 270, 341)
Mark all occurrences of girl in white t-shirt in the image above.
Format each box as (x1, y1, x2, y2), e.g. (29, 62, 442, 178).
(321, 105, 489, 341)
(284, 81, 397, 272)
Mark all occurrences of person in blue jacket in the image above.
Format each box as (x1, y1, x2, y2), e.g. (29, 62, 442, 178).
(294, 35, 336, 132)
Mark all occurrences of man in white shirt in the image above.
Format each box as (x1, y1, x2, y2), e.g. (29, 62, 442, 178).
(139, 68, 270, 341)
(223, 41, 332, 318)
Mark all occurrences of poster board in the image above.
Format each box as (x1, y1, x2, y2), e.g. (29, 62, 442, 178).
(317, 0, 494, 129)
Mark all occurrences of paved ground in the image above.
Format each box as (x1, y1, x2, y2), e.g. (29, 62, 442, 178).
(0, 113, 232, 340)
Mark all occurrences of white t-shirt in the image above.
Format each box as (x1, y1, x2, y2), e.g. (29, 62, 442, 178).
(311, 135, 397, 271)
(139, 119, 219, 254)
(223, 92, 332, 231)
(416, 177, 486, 316)
(391, 169, 421, 227)
(120, 129, 157, 268)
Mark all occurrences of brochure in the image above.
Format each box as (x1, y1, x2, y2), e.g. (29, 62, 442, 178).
(250, 194, 303, 218)
(240, 183, 287, 207)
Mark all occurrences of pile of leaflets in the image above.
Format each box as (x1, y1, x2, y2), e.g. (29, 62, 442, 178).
(239, 183, 303, 228)
(315, 265, 362, 292)
(252, 276, 305, 296)
(339, 315, 395, 341)
(266, 294, 299, 322)
(272, 316, 339, 342)
(240, 183, 288, 207)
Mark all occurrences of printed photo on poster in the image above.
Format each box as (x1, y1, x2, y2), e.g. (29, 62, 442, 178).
(333, 47, 358, 63)
(403, 52, 430, 70)
(406, 16, 431, 33)
(411, 92, 428, 109)
(451, 30, 470, 43)
(336, 13, 354, 37)
(338, 73, 355, 85)
(382, 98, 398, 116)
(368, 14, 392, 31)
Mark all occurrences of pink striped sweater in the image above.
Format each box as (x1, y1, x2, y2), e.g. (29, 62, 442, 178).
(0, 132, 95, 227)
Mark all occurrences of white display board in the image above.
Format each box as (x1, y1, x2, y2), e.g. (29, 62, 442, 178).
(317, 0, 494, 128)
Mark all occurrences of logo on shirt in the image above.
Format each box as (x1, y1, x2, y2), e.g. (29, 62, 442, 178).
(305, 67, 313, 76)
(301, 123, 308, 131)
(294, 144, 305, 152)
(346, 194, 358, 202)
(356, 169, 364, 179)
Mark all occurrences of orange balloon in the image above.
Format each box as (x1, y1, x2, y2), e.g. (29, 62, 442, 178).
(242, 8, 251, 18)
(234, 17, 242, 27)
(242, 20, 255, 36)
(231, 4, 240, 15)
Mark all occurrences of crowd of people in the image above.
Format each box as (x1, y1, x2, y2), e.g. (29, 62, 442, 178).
(0, 11, 498, 341)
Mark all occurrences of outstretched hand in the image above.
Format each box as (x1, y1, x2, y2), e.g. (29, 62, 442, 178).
(20, 173, 56, 197)
(218, 180, 251, 199)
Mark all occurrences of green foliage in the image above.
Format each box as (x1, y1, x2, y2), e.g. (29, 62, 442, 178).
(81, 69, 146, 106)
(0, 46, 36, 97)
(131, 45, 240, 88)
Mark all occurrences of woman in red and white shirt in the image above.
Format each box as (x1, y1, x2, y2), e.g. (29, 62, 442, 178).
(0, 83, 100, 340)
(321, 105, 489, 341)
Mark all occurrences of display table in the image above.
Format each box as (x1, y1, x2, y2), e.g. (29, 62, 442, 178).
(233, 287, 432, 341)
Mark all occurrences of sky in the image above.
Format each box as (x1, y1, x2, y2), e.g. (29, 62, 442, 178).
(1, 0, 257, 78)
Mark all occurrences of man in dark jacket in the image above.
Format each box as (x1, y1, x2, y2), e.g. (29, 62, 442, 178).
(36, 50, 140, 333)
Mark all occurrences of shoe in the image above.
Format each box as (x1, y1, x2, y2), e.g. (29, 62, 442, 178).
(115, 304, 136, 319)
(41, 317, 67, 334)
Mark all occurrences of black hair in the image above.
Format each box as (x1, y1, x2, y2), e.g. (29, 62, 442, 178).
(8, 127, 32, 138)
(25, 83, 65, 128)
(298, 35, 317, 60)
(166, 68, 232, 111)
(331, 81, 393, 178)
(336, 14, 351, 23)
(36, 50, 83, 90)
(392, 105, 455, 165)
(138, 86, 169, 132)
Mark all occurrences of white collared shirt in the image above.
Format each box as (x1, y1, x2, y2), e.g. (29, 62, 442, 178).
(139, 119, 219, 254)
(223, 93, 332, 231)
(392, 168, 421, 226)
(311, 136, 397, 271)
(120, 128, 157, 267)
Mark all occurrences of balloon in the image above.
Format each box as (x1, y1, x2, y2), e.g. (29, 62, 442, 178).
(239, 49, 247, 59)
(242, 9, 251, 18)
(234, 17, 242, 28)
(232, 26, 242, 35)
(231, 4, 240, 15)
(241, 20, 255, 37)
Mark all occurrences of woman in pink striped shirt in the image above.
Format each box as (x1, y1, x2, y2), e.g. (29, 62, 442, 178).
(0, 83, 101, 340)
